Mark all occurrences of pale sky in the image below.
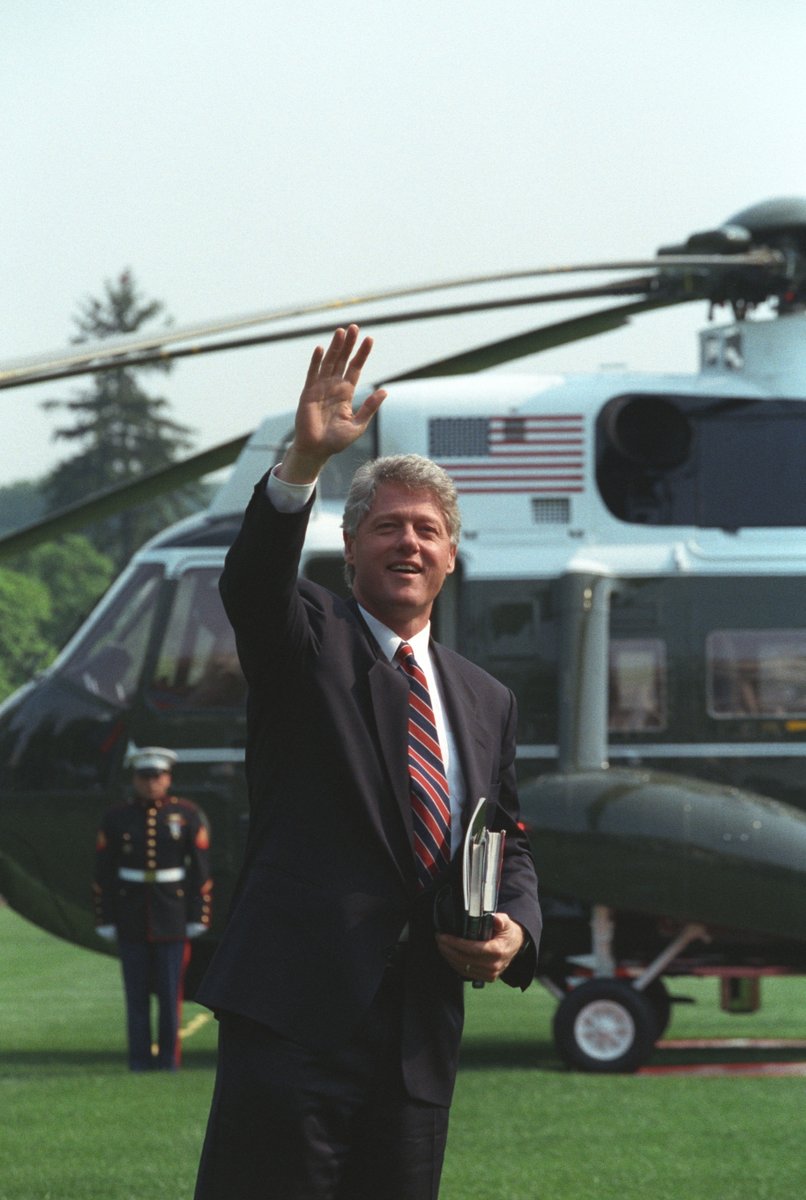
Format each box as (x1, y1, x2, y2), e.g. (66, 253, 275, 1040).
(2, 0, 805, 485)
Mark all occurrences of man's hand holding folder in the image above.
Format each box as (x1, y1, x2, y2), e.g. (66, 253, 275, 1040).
(435, 798, 527, 986)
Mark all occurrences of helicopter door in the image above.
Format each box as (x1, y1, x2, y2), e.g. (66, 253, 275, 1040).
(127, 562, 249, 914)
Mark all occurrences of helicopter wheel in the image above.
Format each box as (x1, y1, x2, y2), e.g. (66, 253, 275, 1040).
(641, 977, 672, 1039)
(553, 978, 657, 1073)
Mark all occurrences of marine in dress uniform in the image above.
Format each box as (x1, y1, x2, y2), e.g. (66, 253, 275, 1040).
(93, 747, 213, 1071)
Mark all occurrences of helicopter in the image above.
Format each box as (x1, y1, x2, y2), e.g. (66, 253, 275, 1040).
(3, 196, 806, 1073)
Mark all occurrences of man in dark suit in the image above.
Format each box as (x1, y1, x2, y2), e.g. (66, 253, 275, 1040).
(194, 326, 541, 1199)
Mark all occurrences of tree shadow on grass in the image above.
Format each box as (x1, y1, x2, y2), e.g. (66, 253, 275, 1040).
(0, 1047, 219, 1075)
(458, 1037, 564, 1072)
(457, 1037, 806, 1075)
(646, 1042, 806, 1070)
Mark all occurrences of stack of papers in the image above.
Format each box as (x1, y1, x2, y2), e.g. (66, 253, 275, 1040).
(462, 796, 505, 941)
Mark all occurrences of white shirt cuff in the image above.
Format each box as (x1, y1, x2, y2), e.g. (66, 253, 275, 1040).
(266, 464, 317, 513)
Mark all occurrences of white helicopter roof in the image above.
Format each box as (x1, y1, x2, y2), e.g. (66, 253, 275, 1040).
(198, 311, 806, 583)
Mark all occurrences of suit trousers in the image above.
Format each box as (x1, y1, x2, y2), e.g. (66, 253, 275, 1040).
(194, 952, 450, 1200)
(118, 939, 187, 1071)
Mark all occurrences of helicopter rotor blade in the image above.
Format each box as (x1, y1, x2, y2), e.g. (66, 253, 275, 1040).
(380, 295, 688, 381)
(0, 249, 784, 391)
(0, 274, 670, 391)
(5, 265, 653, 380)
(0, 434, 249, 560)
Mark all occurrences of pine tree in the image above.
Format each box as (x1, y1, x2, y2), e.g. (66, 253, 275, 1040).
(43, 272, 204, 567)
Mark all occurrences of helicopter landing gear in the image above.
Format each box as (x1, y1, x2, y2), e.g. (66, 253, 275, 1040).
(546, 906, 709, 1072)
(642, 977, 672, 1039)
(553, 977, 656, 1073)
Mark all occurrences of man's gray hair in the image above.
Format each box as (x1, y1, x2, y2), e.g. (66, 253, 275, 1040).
(342, 454, 461, 585)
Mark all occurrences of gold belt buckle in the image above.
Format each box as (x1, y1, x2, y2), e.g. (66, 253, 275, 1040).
(143, 869, 157, 883)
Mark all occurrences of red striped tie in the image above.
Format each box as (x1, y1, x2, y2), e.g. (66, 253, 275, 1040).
(396, 641, 451, 888)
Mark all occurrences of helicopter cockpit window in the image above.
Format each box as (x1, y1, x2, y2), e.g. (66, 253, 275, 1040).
(60, 564, 162, 707)
(707, 629, 806, 718)
(60, 559, 163, 700)
(608, 639, 667, 732)
(146, 568, 246, 711)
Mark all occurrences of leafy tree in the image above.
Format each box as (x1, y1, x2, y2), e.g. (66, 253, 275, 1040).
(42, 272, 205, 568)
(0, 535, 115, 701)
(11, 535, 115, 650)
(0, 568, 53, 700)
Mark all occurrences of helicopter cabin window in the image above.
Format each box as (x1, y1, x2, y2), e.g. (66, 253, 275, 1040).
(707, 630, 806, 718)
(61, 564, 162, 707)
(596, 394, 806, 527)
(458, 581, 558, 744)
(608, 639, 667, 732)
(146, 568, 246, 711)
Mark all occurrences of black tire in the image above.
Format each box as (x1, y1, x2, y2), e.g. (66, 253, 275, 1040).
(641, 977, 672, 1040)
(553, 978, 657, 1073)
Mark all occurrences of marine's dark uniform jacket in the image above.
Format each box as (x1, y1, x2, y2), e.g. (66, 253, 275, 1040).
(94, 794, 212, 941)
(195, 477, 542, 1107)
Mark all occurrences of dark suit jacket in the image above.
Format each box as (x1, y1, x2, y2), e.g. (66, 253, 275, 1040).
(196, 478, 541, 1105)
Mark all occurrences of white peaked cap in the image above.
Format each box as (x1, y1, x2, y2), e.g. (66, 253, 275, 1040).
(128, 746, 177, 772)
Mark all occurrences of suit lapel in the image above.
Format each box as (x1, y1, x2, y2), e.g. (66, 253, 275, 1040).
(431, 643, 494, 834)
(350, 600, 415, 883)
(368, 657, 414, 845)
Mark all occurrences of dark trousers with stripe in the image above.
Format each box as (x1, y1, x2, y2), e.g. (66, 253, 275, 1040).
(118, 939, 187, 1071)
(194, 955, 450, 1200)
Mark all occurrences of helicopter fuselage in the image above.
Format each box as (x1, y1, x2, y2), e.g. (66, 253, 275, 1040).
(3, 313, 806, 1001)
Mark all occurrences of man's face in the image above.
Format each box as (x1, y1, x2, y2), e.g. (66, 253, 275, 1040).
(343, 481, 456, 635)
(132, 769, 172, 804)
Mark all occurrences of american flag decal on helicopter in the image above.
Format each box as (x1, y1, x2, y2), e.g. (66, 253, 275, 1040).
(429, 414, 585, 494)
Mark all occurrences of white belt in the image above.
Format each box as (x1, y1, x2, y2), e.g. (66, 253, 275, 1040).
(118, 867, 185, 884)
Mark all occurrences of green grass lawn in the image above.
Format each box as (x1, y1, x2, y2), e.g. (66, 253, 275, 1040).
(2, 903, 806, 1199)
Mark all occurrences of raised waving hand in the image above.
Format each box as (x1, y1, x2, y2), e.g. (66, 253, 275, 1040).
(278, 325, 387, 484)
